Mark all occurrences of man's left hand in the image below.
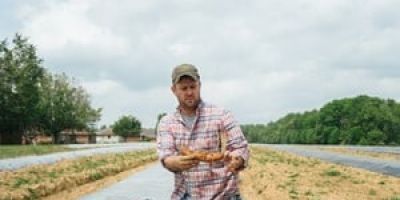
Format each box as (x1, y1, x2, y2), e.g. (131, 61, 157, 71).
(224, 151, 244, 173)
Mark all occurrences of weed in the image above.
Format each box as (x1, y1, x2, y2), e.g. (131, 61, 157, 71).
(351, 179, 365, 184)
(28, 187, 40, 200)
(288, 173, 299, 178)
(305, 190, 313, 196)
(13, 177, 30, 188)
(289, 187, 299, 199)
(322, 168, 341, 177)
(369, 189, 377, 196)
(385, 196, 400, 200)
(48, 171, 58, 178)
(89, 172, 104, 181)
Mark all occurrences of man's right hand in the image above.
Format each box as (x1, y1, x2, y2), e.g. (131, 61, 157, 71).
(163, 155, 200, 172)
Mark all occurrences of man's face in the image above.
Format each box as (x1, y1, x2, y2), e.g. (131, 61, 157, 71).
(171, 76, 201, 110)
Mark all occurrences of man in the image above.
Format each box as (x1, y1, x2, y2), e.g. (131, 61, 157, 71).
(157, 64, 249, 200)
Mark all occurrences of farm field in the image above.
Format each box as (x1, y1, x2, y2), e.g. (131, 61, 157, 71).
(1, 145, 400, 200)
(0, 149, 157, 200)
(0, 143, 156, 171)
(317, 146, 400, 162)
(54, 145, 400, 200)
(240, 146, 400, 200)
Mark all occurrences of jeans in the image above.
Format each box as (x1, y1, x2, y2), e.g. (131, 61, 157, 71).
(181, 193, 242, 200)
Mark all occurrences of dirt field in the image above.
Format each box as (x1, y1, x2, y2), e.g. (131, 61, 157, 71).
(240, 146, 400, 200)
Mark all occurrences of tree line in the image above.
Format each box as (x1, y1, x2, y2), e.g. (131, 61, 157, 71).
(0, 34, 101, 144)
(242, 95, 400, 145)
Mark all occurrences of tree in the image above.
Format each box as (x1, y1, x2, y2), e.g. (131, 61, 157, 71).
(0, 34, 101, 144)
(240, 95, 400, 145)
(112, 115, 141, 142)
(365, 129, 386, 145)
(0, 34, 45, 144)
(38, 72, 101, 143)
(155, 112, 167, 133)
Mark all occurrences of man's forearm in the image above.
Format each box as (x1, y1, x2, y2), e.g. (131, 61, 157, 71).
(162, 156, 180, 172)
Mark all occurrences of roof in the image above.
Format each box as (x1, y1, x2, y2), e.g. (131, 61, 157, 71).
(140, 128, 156, 138)
(60, 130, 91, 135)
(96, 128, 156, 138)
(97, 128, 114, 136)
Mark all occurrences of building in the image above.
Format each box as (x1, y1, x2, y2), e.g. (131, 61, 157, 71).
(96, 128, 122, 144)
(2, 128, 157, 145)
(58, 131, 95, 144)
(140, 128, 156, 141)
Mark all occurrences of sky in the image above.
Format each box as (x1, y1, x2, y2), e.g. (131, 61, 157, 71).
(1, 0, 399, 128)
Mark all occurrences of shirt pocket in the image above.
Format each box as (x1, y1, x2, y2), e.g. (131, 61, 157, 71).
(200, 122, 223, 151)
(174, 129, 192, 150)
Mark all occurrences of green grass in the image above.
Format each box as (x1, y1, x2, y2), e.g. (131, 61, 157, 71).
(0, 145, 74, 159)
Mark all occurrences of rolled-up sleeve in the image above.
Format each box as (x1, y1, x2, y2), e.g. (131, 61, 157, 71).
(156, 116, 177, 164)
(222, 110, 250, 167)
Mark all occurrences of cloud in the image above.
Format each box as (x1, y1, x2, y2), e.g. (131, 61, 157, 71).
(1, 0, 398, 127)
(82, 79, 175, 128)
(20, 1, 128, 53)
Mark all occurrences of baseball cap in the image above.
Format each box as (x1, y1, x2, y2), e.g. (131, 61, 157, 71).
(171, 64, 200, 84)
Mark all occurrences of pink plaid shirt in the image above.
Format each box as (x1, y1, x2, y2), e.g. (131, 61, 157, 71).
(157, 101, 249, 200)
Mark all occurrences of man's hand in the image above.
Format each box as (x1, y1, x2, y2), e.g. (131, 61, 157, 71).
(163, 155, 200, 172)
(224, 151, 245, 173)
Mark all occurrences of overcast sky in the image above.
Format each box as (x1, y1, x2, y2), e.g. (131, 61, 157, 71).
(1, 0, 399, 128)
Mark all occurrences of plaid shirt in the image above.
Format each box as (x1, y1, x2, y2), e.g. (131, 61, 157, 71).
(157, 101, 249, 200)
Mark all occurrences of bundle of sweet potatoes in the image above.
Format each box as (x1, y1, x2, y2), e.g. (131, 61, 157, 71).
(179, 145, 224, 163)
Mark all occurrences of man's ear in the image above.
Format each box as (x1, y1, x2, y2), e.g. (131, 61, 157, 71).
(171, 84, 176, 94)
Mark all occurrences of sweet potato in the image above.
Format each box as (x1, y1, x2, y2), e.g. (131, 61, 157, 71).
(180, 145, 224, 163)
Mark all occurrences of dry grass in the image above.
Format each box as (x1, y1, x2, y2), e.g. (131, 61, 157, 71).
(43, 162, 157, 200)
(317, 147, 400, 162)
(0, 149, 157, 200)
(240, 146, 400, 200)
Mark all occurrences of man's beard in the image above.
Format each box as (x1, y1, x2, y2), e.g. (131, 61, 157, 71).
(181, 98, 200, 109)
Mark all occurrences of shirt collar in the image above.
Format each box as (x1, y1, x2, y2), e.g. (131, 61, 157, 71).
(174, 100, 204, 122)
